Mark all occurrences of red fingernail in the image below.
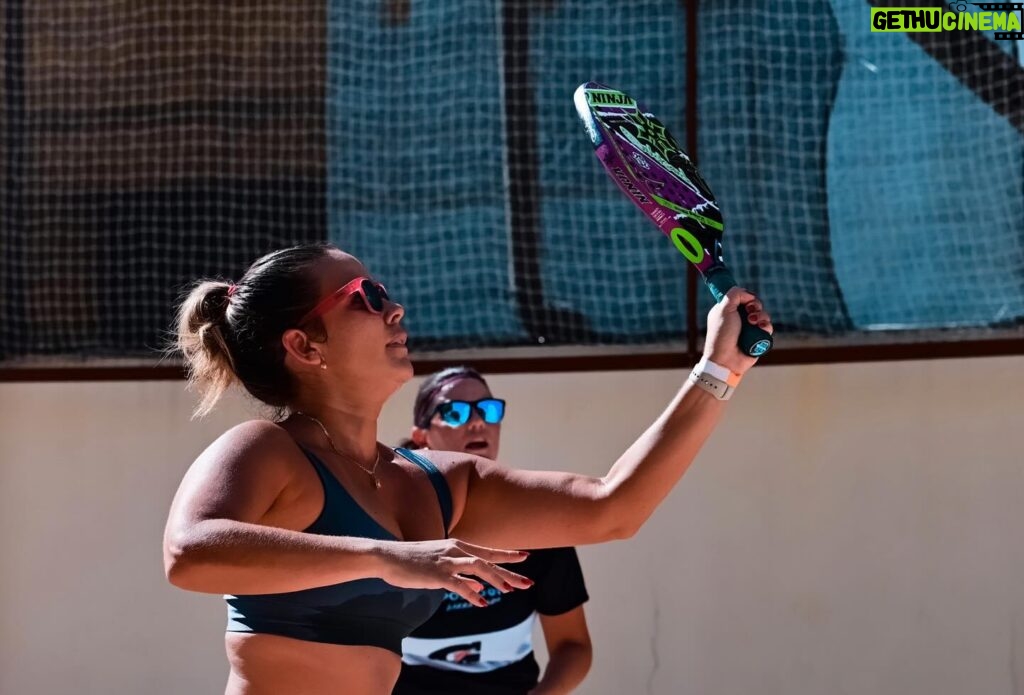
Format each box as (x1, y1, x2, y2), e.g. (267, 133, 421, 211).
(748, 313, 760, 322)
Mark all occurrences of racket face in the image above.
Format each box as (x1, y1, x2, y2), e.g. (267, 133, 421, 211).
(574, 82, 725, 278)
(574, 82, 774, 358)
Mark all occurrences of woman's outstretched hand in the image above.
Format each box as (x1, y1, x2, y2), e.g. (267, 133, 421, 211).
(704, 287, 774, 376)
(379, 538, 533, 607)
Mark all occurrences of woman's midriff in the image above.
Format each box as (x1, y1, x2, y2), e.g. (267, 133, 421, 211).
(224, 632, 402, 695)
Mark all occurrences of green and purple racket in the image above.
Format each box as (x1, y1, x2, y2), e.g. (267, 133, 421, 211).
(574, 82, 772, 357)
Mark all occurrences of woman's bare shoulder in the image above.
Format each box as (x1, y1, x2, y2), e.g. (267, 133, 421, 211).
(393, 448, 489, 528)
(396, 448, 484, 478)
(192, 418, 309, 481)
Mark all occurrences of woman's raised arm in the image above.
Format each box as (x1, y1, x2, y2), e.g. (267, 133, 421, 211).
(444, 288, 770, 549)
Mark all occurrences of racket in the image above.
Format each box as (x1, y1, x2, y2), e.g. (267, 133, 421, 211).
(573, 82, 773, 357)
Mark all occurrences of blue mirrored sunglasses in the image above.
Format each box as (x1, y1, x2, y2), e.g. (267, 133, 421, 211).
(433, 398, 506, 427)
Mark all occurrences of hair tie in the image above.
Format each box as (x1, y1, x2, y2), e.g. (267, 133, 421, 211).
(227, 284, 238, 298)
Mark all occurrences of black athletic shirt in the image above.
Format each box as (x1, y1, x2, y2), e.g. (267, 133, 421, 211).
(393, 547, 588, 695)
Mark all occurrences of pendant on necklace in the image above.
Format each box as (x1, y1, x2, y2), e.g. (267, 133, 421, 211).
(373, 478, 381, 489)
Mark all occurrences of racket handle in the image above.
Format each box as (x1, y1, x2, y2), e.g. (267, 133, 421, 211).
(703, 268, 774, 358)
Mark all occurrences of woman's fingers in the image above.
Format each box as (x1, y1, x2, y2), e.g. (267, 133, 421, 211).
(727, 288, 775, 333)
(750, 306, 773, 331)
(453, 540, 529, 565)
(451, 556, 534, 592)
(408, 539, 533, 605)
(485, 562, 533, 590)
(737, 294, 774, 333)
(444, 576, 490, 607)
(724, 286, 757, 308)
(746, 303, 773, 331)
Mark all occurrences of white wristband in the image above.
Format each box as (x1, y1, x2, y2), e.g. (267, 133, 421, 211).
(689, 356, 741, 401)
(694, 356, 740, 384)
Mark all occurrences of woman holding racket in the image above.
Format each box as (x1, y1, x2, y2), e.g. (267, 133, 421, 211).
(394, 367, 592, 695)
(163, 242, 772, 695)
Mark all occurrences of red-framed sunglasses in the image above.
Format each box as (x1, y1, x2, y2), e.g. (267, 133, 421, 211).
(298, 276, 390, 325)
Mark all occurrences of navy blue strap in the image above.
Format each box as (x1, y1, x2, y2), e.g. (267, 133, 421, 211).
(395, 448, 453, 537)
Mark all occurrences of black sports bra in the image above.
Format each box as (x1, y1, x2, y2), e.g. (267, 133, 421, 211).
(225, 447, 453, 655)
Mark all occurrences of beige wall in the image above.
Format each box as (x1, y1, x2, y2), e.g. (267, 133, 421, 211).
(1, 356, 1022, 694)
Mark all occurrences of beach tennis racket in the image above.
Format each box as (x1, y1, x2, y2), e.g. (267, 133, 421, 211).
(574, 82, 773, 357)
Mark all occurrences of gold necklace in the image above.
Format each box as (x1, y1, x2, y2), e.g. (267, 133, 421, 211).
(295, 412, 384, 489)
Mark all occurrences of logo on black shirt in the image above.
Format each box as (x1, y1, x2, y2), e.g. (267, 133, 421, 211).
(428, 641, 482, 665)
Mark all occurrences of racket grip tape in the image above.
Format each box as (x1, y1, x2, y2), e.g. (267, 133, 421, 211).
(703, 268, 774, 358)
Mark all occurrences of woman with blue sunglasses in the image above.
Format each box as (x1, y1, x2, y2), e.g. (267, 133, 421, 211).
(394, 367, 592, 695)
(164, 244, 773, 695)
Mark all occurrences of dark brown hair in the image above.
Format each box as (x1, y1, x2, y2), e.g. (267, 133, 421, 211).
(175, 243, 334, 416)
